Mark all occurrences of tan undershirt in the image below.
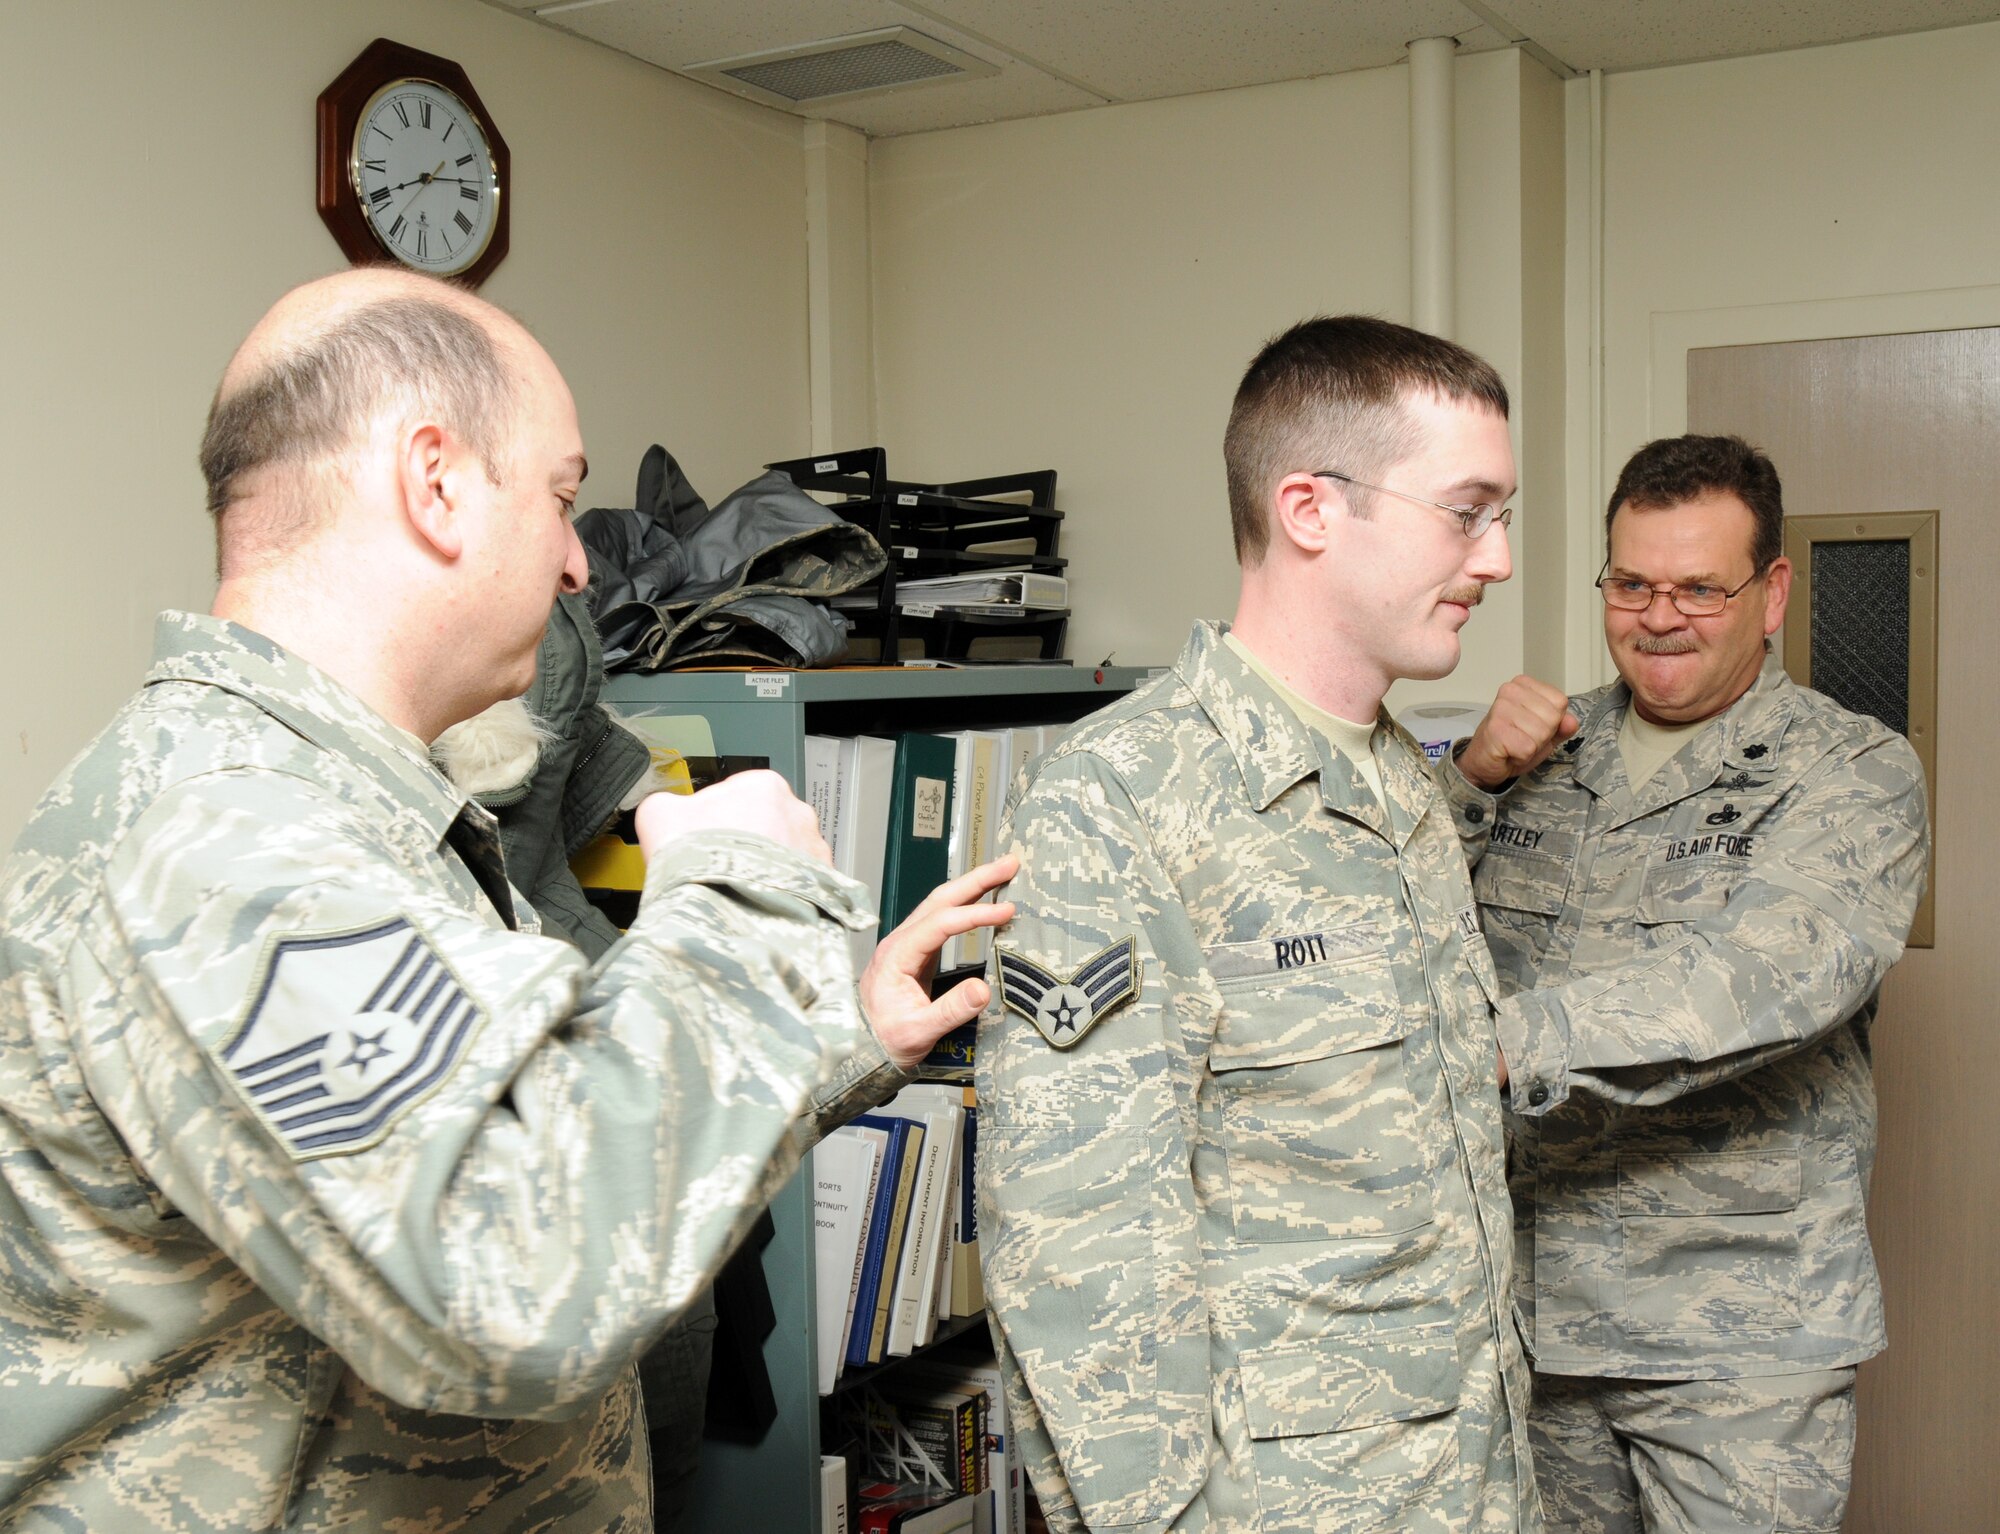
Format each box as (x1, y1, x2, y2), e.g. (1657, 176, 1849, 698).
(1618, 705, 1717, 789)
(1225, 632, 1385, 809)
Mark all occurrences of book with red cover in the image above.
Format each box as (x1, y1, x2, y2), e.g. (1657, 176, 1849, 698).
(855, 1480, 975, 1533)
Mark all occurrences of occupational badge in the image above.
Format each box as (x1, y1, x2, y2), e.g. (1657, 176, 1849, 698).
(997, 937, 1140, 1049)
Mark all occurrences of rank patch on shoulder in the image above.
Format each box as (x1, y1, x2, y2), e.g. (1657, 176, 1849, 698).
(997, 938, 1140, 1049)
(220, 919, 484, 1161)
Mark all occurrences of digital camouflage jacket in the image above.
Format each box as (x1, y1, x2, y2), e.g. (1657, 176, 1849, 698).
(1440, 651, 1929, 1380)
(0, 612, 874, 1531)
(977, 622, 1536, 1534)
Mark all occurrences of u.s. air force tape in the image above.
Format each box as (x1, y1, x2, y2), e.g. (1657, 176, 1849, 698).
(997, 937, 1140, 1049)
(220, 918, 484, 1161)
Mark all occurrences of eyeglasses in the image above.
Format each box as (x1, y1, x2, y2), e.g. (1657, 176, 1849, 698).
(1312, 470, 1514, 539)
(1594, 560, 1764, 616)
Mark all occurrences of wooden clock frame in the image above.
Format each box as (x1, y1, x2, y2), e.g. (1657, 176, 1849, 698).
(315, 38, 511, 289)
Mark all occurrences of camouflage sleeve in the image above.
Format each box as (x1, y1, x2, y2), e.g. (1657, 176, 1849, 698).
(70, 766, 871, 1420)
(975, 752, 1210, 1533)
(788, 1016, 909, 1151)
(1432, 744, 1504, 870)
(1501, 733, 1929, 1112)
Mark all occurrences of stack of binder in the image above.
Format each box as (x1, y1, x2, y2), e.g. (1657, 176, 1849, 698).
(767, 447, 1069, 664)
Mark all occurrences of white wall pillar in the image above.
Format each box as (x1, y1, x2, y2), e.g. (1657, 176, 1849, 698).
(804, 120, 875, 453)
(1408, 35, 1459, 337)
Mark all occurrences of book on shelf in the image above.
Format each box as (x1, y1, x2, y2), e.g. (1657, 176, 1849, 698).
(834, 570, 1068, 611)
(916, 1020, 976, 1082)
(840, 735, 898, 973)
(946, 1086, 985, 1323)
(941, 730, 1006, 971)
(833, 1120, 893, 1390)
(813, 1129, 881, 1395)
(834, 1374, 984, 1495)
(881, 733, 956, 934)
(806, 734, 856, 869)
(843, 1114, 916, 1370)
(880, 1084, 965, 1356)
(822, 1453, 851, 1534)
(896, 1342, 1023, 1534)
(855, 1481, 976, 1534)
(862, 1117, 925, 1366)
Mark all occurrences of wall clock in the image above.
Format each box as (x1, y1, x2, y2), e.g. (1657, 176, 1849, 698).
(316, 39, 510, 287)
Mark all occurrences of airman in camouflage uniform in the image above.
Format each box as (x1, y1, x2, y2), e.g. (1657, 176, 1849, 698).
(1440, 435, 1929, 1533)
(977, 317, 1540, 1532)
(0, 270, 1008, 1531)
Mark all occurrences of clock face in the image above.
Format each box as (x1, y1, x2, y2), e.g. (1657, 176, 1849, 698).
(349, 79, 499, 276)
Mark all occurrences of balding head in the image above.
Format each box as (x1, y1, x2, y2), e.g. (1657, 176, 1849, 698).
(200, 269, 526, 577)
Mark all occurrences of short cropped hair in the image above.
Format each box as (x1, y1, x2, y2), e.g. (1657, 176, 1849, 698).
(1223, 315, 1510, 564)
(1607, 434, 1785, 575)
(199, 294, 516, 570)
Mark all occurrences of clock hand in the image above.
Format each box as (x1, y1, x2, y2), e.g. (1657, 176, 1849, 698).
(390, 162, 449, 223)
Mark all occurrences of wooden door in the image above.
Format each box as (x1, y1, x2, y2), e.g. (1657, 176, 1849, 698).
(1689, 330, 2000, 1532)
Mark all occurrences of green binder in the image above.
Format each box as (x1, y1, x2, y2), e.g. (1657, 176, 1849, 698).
(879, 733, 957, 932)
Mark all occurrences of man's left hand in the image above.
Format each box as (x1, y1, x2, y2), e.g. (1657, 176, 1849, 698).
(860, 855, 1020, 1071)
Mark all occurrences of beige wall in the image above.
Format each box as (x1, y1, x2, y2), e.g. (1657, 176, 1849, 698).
(869, 50, 1561, 714)
(871, 64, 1413, 676)
(1579, 19, 2000, 687)
(0, 0, 812, 837)
(874, 18, 2000, 707)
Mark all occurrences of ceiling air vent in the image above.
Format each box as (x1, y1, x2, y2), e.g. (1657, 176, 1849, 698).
(687, 28, 997, 110)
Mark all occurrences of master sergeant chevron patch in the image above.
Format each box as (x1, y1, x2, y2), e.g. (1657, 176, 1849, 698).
(996, 937, 1140, 1050)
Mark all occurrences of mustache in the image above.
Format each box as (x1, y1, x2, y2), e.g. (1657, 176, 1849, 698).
(1440, 584, 1485, 607)
(1631, 634, 1698, 655)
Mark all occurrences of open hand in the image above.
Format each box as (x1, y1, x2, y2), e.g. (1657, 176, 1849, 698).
(860, 855, 1020, 1071)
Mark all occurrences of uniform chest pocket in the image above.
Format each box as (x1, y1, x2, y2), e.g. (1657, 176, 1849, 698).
(1473, 851, 1570, 918)
(1206, 959, 1433, 1245)
(1636, 845, 1751, 924)
(1637, 793, 1777, 923)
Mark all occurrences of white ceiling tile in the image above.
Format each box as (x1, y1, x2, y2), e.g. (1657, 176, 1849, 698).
(490, 0, 2000, 135)
(908, 0, 1495, 100)
(1487, 0, 2000, 73)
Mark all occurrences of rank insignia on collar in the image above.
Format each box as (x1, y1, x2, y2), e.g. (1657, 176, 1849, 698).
(1741, 742, 1769, 759)
(997, 938, 1140, 1050)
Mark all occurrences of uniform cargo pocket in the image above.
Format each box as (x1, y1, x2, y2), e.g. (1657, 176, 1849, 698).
(1207, 960, 1433, 1244)
(1240, 1325, 1461, 1531)
(1618, 1151, 1803, 1334)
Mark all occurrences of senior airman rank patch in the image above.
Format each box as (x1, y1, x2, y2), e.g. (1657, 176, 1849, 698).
(998, 938, 1139, 1049)
(221, 918, 484, 1161)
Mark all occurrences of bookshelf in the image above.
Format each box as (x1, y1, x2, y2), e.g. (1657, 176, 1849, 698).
(601, 664, 1152, 1529)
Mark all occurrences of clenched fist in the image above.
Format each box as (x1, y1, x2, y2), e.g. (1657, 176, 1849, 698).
(633, 770, 832, 864)
(1456, 676, 1580, 789)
